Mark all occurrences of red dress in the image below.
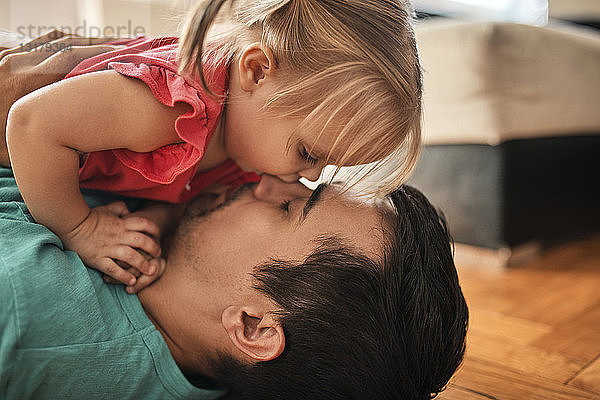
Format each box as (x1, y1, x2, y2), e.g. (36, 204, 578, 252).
(65, 36, 258, 203)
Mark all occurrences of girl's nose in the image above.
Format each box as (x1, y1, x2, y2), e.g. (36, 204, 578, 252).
(299, 167, 323, 182)
(277, 173, 301, 183)
(253, 174, 311, 201)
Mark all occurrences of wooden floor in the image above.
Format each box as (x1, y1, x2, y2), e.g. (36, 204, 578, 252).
(438, 233, 600, 400)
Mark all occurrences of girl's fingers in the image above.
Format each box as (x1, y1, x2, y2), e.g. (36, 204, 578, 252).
(105, 201, 130, 216)
(124, 216, 161, 240)
(103, 266, 141, 285)
(96, 258, 136, 286)
(103, 275, 118, 284)
(127, 266, 143, 278)
(122, 231, 161, 258)
(109, 245, 156, 276)
(115, 260, 142, 277)
(126, 258, 166, 294)
(126, 273, 155, 294)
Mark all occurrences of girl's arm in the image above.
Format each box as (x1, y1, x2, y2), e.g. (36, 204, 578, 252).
(6, 69, 191, 285)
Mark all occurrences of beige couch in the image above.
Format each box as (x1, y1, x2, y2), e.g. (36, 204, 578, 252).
(408, 19, 600, 251)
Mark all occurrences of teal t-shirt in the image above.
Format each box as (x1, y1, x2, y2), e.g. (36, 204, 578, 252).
(0, 167, 225, 399)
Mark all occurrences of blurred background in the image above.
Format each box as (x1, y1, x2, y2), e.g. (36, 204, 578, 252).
(0, 0, 194, 39)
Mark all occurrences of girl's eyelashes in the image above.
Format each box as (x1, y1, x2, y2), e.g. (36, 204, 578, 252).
(300, 145, 319, 166)
(279, 200, 291, 212)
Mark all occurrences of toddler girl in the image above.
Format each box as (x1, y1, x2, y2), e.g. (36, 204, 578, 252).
(6, 0, 422, 289)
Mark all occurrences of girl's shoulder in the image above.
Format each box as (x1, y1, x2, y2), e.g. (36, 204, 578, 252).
(67, 36, 228, 95)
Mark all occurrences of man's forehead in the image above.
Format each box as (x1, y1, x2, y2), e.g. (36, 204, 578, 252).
(301, 183, 391, 222)
(302, 184, 392, 262)
(310, 182, 385, 207)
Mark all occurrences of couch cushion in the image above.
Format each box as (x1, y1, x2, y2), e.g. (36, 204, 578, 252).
(416, 20, 600, 145)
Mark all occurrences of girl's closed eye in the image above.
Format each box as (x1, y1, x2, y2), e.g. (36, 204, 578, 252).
(300, 145, 319, 166)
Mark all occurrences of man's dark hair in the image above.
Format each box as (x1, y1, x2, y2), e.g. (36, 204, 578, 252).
(210, 185, 469, 399)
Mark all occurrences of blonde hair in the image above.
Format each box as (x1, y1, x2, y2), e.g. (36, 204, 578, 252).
(178, 0, 422, 195)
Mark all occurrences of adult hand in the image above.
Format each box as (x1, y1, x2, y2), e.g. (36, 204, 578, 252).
(0, 30, 124, 166)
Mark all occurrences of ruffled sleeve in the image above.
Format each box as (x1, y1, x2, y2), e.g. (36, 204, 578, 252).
(106, 61, 220, 184)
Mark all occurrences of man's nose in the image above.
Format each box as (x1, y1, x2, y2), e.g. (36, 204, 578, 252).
(253, 174, 312, 201)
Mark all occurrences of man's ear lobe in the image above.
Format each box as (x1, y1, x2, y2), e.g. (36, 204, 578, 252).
(222, 305, 285, 362)
(238, 43, 276, 92)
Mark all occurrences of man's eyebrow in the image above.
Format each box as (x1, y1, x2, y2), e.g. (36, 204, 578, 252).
(299, 183, 327, 223)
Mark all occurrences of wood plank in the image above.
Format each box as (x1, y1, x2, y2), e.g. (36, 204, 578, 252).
(570, 357, 600, 395)
(526, 234, 600, 272)
(443, 235, 600, 399)
(451, 357, 598, 400)
(469, 306, 551, 346)
(456, 234, 600, 328)
(437, 385, 494, 399)
(533, 301, 600, 365)
(504, 269, 600, 327)
(455, 267, 517, 314)
(466, 334, 583, 382)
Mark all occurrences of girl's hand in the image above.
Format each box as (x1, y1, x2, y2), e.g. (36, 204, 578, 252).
(61, 201, 162, 285)
(104, 257, 167, 294)
(100, 201, 185, 293)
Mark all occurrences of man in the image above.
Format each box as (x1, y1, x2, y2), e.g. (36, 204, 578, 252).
(0, 33, 468, 399)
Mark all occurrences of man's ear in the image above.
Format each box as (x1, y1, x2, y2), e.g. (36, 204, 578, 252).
(222, 305, 285, 361)
(238, 43, 276, 92)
